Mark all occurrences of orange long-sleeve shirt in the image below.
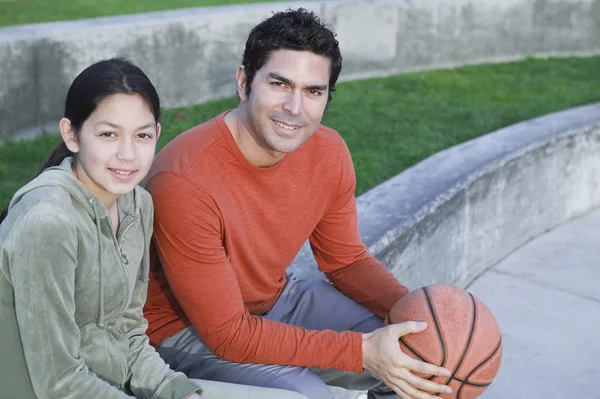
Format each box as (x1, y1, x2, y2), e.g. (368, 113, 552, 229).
(143, 111, 408, 372)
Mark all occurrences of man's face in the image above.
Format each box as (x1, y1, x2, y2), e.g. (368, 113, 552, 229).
(240, 49, 330, 159)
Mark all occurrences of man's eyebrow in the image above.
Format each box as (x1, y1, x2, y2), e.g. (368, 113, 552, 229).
(305, 84, 328, 91)
(268, 73, 293, 86)
(95, 120, 155, 130)
(267, 73, 328, 91)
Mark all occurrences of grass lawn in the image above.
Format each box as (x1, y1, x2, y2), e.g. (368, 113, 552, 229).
(2, 55, 600, 207)
(0, 0, 284, 27)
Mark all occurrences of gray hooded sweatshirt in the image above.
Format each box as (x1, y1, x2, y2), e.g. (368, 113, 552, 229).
(0, 158, 199, 398)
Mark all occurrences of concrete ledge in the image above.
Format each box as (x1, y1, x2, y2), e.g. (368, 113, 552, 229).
(290, 102, 600, 290)
(2, 0, 600, 141)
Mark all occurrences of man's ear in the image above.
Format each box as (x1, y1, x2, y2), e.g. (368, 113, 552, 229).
(156, 122, 162, 142)
(59, 118, 79, 153)
(236, 65, 249, 102)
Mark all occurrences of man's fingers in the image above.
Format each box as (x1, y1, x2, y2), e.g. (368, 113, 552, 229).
(401, 370, 453, 395)
(386, 320, 428, 337)
(397, 379, 442, 399)
(402, 356, 451, 377)
(385, 380, 416, 399)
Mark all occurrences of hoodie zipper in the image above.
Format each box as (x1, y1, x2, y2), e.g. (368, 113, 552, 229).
(92, 200, 138, 388)
(112, 214, 137, 311)
(94, 200, 138, 315)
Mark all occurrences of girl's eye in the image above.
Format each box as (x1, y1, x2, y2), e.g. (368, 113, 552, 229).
(138, 133, 153, 139)
(100, 132, 116, 138)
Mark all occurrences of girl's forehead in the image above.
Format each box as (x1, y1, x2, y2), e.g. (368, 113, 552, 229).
(85, 94, 156, 129)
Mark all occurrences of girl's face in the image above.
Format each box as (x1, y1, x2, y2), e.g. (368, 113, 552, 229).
(61, 93, 160, 208)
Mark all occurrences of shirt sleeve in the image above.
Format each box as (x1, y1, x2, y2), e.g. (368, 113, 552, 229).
(309, 140, 409, 318)
(122, 198, 202, 399)
(147, 172, 364, 372)
(8, 206, 133, 399)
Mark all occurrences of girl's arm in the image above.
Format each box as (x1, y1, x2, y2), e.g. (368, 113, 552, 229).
(9, 206, 133, 399)
(121, 196, 201, 399)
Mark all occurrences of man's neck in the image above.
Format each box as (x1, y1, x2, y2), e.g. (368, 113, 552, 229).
(224, 108, 285, 168)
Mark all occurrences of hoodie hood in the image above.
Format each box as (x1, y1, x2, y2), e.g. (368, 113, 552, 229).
(8, 157, 147, 329)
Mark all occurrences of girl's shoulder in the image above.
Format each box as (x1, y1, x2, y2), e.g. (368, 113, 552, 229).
(9, 185, 81, 228)
(2, 190, 79, 254)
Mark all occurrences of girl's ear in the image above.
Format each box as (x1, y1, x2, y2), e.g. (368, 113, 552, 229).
(59, 118, 79, 153)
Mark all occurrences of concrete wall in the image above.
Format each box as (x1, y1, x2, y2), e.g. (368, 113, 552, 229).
(289, 103, 600, 300)
(2, 0, 600, 141)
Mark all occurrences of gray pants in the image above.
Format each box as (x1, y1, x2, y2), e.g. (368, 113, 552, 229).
(188, 378, 309, 399)
(158, 277, 398, 399)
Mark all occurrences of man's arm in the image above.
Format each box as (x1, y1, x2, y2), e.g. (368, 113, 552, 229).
(309, 139, 409, 318)
(309, 139, 455, 398)
(147, 172, 363, 372)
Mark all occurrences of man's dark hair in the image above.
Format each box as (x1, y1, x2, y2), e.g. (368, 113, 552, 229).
(241, 8, 342, 103)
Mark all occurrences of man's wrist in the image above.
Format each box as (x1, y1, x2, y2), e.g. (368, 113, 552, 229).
(361, 332, 372, 370)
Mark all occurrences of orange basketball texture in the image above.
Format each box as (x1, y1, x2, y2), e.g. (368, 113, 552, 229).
(385, 285, 503, 399)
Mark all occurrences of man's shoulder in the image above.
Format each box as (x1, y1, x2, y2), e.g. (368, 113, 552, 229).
(315, 123, 342, 140)
(147, 112, 230, 182)
(306, 124, 351, 158)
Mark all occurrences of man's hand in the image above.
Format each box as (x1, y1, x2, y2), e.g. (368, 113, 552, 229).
(362, 321, 453, 399)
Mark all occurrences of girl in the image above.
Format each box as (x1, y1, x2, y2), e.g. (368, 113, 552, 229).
(0, 58, 202, 399)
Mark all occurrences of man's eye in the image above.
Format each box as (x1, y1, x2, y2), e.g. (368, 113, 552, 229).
(100, 132, 116, 137)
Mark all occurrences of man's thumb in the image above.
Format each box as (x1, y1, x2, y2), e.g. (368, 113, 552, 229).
(387, 320, 428, 337)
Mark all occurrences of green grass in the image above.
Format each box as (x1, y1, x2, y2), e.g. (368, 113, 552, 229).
(0, 0, 285, 27)
(2, 55, 600, 207)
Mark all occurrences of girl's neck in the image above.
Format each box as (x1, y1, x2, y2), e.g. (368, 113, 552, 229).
(72, 161, 118, 210)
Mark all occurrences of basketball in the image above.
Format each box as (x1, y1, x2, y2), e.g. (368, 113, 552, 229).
(384, 284, 502, 399)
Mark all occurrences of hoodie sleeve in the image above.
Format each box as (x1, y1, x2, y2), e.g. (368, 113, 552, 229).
(8, 205, 133, 399)
(121, 191, 201, 399)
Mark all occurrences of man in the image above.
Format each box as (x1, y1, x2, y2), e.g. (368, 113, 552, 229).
(144, 8, 453, 399)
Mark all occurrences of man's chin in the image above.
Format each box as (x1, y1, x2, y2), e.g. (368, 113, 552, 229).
(271, 136, 311, 154)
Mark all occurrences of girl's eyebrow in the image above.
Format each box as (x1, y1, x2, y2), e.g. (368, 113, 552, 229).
(95, 120, 155, 130)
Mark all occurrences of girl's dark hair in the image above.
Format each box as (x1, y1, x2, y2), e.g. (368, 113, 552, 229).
(0, 57, 161, 224)
(241, 8, 342, 104)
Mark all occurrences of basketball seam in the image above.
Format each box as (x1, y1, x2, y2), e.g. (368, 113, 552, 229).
(398, 336, 430, 363)
(390, 287, 448, 383)
(449, 293, 478, 398)
(452, 376, 492, 387)
(455, 338, 503, 397)
(389, 288, 435, 366)
(424, 286, 448, 370)
(390, 289, 434, 364)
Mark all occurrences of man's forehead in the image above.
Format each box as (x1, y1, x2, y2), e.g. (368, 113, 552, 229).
(258, 49, 330, 84)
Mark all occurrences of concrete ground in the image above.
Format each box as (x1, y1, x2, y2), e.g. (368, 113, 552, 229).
(468, 208, 600, 399)
(333, 208, 600, 399)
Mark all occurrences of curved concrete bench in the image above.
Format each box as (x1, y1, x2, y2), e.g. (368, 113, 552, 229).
(290, 102, 600, 292)
(2, 0, 600, 141)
